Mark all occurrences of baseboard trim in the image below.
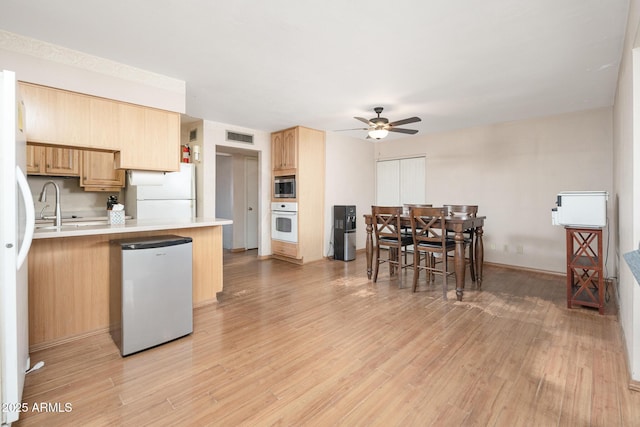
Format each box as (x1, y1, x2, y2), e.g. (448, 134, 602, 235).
(194, 298, 218, 309)
(29, 326, 110, 353)
(272, 254, 304, 265)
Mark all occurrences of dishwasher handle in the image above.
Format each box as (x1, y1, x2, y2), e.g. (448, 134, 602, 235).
(117, 235, 193, 250)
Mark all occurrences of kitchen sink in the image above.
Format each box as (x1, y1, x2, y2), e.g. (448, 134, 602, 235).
(35, 221, 109, 230)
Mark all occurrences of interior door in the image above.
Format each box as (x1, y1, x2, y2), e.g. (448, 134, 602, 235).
(245, 157, 259, 249)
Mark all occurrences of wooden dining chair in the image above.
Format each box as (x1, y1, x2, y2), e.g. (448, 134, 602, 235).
(443, 204, 478, 282)
(410, 207, 456, 299)
(401, 204, 433, 263)
(371, 206, 414, 288)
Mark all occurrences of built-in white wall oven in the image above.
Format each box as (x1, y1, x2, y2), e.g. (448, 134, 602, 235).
(271, 202, 298, 243)
(274, 175, 296, 199)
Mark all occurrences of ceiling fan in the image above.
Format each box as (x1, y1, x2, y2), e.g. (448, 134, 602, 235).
(350, 107, 421, 140)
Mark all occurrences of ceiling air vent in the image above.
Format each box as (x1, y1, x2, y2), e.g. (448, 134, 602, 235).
(226, 130, 254, 144)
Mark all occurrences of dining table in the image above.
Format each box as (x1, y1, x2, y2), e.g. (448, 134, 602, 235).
(363, 213, 486, 301)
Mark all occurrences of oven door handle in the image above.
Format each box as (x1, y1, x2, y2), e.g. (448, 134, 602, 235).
(273, 211, 298, 216)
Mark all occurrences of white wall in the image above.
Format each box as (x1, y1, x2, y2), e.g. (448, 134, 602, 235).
(613, 0, 640, 383)
(180, 120, 205, 216)
(0, 31, 185, 112)
(200, 120, 271, 257)
(374, 108, 614, 274)
(215, 154, 233, 249)
(27, 176, 122, 218)
(324, 132, 376, 257)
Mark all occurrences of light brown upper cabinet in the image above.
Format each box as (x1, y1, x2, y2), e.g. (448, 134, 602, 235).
(19, 82, 180, 172)
(25, 144, 44, 174)
(79, 150, 125, 192)
(26, 143, 80, 176)
(114, 103, 180, 171)
(89, 96, 120, 150)
(272, 127, 298, 172)
(20, 83, 91, 148)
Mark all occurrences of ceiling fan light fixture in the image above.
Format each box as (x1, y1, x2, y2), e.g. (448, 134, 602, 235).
(368, 128, 389, 140)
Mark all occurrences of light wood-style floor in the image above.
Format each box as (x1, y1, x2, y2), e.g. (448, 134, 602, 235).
(15, 249, 640, 426)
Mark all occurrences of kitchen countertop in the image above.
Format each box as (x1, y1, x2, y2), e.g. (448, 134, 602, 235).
(33, 217, 233, 239)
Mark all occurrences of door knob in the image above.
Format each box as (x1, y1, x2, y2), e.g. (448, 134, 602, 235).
(248, 207, 253, 211)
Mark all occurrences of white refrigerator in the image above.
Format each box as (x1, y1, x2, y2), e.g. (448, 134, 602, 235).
(125, 163, 196, 220)
(0, 70, 35, 426)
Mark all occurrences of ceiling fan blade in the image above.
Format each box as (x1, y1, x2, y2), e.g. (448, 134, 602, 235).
(354, 116, 373, 125)
(388, 117, 421, 127)
(334, 127, 369, 132)
(388, 128, 419, 135)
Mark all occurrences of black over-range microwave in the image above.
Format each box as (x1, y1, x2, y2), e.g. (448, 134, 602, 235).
(274, 175, 296, 198)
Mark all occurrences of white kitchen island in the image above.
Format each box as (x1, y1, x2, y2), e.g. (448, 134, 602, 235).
(29, 217, 232, 351)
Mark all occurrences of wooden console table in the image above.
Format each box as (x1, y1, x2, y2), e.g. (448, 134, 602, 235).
(565, 227, 605, 314)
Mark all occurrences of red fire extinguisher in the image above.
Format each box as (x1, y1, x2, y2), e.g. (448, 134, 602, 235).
(181, 144, 190, 163)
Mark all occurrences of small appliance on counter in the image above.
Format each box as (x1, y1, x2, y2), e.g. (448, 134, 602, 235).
(125, 163, 196, 220)
(107, 195, 118, 210)
(274, 175, 295, 199)
(551, 191, 608, 228)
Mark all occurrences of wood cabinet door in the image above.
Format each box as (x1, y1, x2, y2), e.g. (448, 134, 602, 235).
(80, 150, 125, 191)
(144, 107, 180, 171)
(272, 128, 297, 171)
(271, 131, 283, 169)
(114, 103, 180, 172)
(26, 144, 45, 174)
(44, 147, 80, 176)
(54, 89, 90, 146)
(19, 82, 90, 147)
(281, 128, 298, 169)
(20, 83, 57, 144)
(89, 97, 120, 150)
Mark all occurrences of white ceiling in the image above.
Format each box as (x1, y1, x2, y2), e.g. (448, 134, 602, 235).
(0, 0, 630, 140)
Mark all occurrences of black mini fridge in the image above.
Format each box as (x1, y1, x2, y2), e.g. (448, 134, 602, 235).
(334, 205, 356, 261)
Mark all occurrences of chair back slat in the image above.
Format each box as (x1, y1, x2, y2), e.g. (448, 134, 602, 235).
(410, 207, 447, 245)
(443, 204, 478, 218)
(371, 206, 403, 243)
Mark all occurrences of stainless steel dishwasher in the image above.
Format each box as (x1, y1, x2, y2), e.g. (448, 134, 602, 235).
(110, 235, 193, 356)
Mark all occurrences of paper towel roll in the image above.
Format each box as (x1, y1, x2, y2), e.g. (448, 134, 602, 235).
(127, 170, 165, 186)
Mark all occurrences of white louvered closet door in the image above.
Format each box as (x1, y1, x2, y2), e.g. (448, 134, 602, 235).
(376, 159, 400, 205)
(376, 157, 426, 206)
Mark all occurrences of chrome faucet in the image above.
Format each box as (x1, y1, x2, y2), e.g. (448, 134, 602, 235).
(39, 181, 61, 227)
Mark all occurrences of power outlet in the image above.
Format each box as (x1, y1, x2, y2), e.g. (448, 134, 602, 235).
(516, 245, 524, 254)
(503, 244, 509, 252)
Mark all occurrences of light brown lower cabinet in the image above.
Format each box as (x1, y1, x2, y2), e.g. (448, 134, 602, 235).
(28, 226, 223, 351)
(272, 239, 299, 259)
